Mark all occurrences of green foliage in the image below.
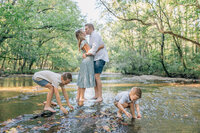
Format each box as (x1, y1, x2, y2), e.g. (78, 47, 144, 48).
(0, 0, 85, 73)
(99, 0, 200, 78)
(1, 0, 199, 79)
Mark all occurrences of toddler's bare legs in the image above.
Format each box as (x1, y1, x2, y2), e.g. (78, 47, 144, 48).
(115, 102, 129, 118)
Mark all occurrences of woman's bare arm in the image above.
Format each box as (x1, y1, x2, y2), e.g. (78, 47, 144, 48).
(82, 43, 91, 53)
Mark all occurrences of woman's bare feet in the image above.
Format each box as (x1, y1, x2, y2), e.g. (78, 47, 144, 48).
(44, 107, 56, 113)
(79, 98, 85, 102)
(60, 106, 68, 114)
(95, 97, 103, 102)
(91, 97, 97, 100)
(78, 101, 84, 106)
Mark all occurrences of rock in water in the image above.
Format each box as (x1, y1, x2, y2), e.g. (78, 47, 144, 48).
(31, 110, 54, 119)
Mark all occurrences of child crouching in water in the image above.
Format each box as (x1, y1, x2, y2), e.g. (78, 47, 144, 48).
(114, 87, 142, 119)
(32, 70, 74, 114)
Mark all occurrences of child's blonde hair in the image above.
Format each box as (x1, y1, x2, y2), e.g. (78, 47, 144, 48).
(131, 87, 142, 98)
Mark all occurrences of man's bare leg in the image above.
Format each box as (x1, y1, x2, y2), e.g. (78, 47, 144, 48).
(44, 83, 56, 112)
(95, 73, 103, 102)
(92, 85, 98, 99)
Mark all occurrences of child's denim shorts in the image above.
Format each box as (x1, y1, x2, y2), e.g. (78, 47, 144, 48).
(32, 77, 49, 87)
(94, 59, 106, 74)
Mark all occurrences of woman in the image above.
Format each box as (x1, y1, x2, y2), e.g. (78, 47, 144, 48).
(75, 29, 103, 102)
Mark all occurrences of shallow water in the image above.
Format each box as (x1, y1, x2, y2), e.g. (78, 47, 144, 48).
(0, 74, 199, 133)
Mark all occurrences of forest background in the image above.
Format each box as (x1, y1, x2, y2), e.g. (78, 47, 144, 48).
(0, 0, 199, 78)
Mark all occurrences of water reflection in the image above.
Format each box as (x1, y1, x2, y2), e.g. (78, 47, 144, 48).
(0, 76, 34, 87)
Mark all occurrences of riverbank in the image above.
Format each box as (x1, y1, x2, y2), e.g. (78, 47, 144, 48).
(122, 75, 200, 83)
(1, 73, 199, 84)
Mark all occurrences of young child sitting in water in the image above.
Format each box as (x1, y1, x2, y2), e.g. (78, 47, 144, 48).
(32, 70, 74, 114)
(114, 87, 142, 119)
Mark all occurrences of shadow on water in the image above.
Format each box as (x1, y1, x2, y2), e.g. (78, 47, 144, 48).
(0, 73, 200, 132)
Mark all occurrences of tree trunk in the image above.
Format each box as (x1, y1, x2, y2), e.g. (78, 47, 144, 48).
(172, 37, 187, 70)
(1, 57, 6, 70)
(21, 59, 27, 72)
(43, 53, 49, 69)
(160, 33, 170, 77)
(40, 57, 44, 69)
(29, 59, 35, 70)
(13, 55, 18, 71)
(163, 9, 187, 70)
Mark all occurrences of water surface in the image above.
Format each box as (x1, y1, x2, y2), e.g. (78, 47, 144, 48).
(0, 73, 199, 133)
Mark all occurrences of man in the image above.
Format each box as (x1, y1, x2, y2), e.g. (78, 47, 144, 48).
(84, 23, 109, 102)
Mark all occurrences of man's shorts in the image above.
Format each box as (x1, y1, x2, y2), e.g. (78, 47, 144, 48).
(32, 78, 49, 87)
(94, 59, 106, 74)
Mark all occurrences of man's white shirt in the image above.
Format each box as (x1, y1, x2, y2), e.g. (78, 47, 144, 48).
(88, 31, 109, 62)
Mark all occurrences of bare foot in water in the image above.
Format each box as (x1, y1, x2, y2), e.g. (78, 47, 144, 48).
(95, 97, 103, 102)
(79, 98, 85, 102)
(43, 101, 57, 106)
(44, 107, 56, 113)
(60, 106, 68, 114)
(78, 101, 84, 106)
(91, 97, 97, 100)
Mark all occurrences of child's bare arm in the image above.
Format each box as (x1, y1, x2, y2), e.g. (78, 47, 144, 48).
(117, 102, 132, 118)
(53, 87, 68, 114)
(61, 87, 74, 110)
(135, 104, 141, 118)
(130, 103, 137, 118)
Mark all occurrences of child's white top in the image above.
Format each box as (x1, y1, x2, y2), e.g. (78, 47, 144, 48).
(33, 70, 63, 88)
(115, 91, 139, 104)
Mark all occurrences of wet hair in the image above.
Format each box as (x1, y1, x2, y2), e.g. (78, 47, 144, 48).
(131, 87, 142, 98)
(75, 29, 85, 51)
(85, 23, 94, 30)
(62, 72, 72, 82)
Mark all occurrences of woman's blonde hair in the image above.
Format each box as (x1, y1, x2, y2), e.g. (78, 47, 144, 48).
(75, 29, 85, 51)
